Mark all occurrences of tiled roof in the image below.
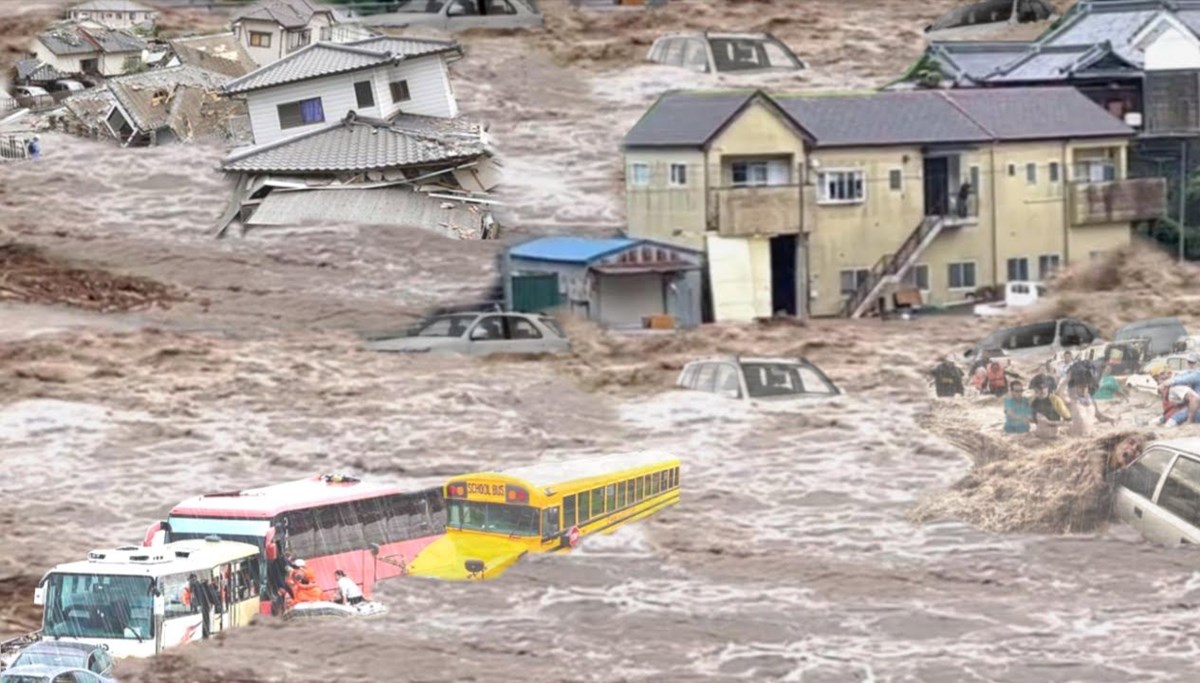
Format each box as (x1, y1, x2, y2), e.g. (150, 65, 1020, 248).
(623, 90, 756, 147)
(15, 59, 64, 82)
(626, 88, 1133, 149)
(986, 42, 1140, 81)
(222, 38, 459, 95)
(108, 65, 230, 132)
(926, 41, 1034, 81)
(232, 0, 338, 29)
(38, 23, 145, 55)
(220, 113, 486, 173)
(169, 34, 257, 78)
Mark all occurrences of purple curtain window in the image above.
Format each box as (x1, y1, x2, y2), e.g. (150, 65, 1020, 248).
(300, 98, 324, 124)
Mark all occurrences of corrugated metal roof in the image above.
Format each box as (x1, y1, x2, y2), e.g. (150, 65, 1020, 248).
(943, 86, 1134, 139)
(72, 0, 153, 11)
(776, 91, 991, 146)
(247, 187, 484, 235)
(509, 236, 640, 264)
(222, 38, 458, 94)
(624, 90, 756, 148)
(232, 0, 336, 29)
(221, 113, 485, 173)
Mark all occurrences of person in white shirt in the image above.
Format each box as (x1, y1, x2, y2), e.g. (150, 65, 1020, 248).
(334, 569, 363, 606)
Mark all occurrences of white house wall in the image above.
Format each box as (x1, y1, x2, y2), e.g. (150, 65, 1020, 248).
(32, 42, 87, 74)
(245, 55, 456, 145)
(1145, 25, 1200, 70)
(235, 18, 283, 66)
(101, 51, 138, 75)
(379, 56, 457, 119)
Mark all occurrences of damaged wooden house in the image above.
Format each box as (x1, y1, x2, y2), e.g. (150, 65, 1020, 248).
(53, 65, 250, 146)
(216, 37, 501, 237)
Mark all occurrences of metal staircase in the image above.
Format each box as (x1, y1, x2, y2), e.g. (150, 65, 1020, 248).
(843, 215, 947, 319)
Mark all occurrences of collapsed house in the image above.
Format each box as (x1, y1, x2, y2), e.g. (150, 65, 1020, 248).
(164, 33, 258, 78)
(54, 65, 250, 146)
(215, 36, 500, 236)
(218, 111, 500, 237)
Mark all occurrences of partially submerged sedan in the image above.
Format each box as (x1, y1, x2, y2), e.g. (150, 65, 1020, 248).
(364, 311, 569, 356)
(357, 0, 543, 30)
(677, 356, 841, 401)
(1114, 438, 1200, 546)
(647, 32, 805, 74)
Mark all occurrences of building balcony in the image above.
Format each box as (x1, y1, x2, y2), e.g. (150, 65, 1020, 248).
(925, 192, 979, 228)
(1068, 177, 1167, 226)
(708, 185, 802, 237)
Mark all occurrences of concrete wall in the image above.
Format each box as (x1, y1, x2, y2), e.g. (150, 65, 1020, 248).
(244, 55, 454, 146)
(235, 18, 282, 67)
(625, 148, 707, 250)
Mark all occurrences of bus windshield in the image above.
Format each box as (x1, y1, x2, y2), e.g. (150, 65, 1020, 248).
(43, 573, 154, 641)
(448, 501, 538, 536)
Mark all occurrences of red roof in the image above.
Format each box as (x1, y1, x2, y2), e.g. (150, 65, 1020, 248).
(168, 475, 407, 519)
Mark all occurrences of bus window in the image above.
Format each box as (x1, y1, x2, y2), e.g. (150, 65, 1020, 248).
(617, 481, 626, 508)
(313, 504, 363, 555)
(660, 471, 667, 491)
(591, 487, 604, 517)
(578, 492, 590, 522)
(563, 494, 576, 528)
(652, 473, 660, 495)
(280, 510, 318, 559)
(605, 484, 616, 513)
(233, 559, 260, 600)
(636, 477, 644, 501)
(541, 507, 559, 540)
(160, 572, 195, 618)
(674, 467, 680, 487)
(355, 498, 388, 546)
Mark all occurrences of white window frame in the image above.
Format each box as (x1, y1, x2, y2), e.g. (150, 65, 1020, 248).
(947, 261, 977, 291)
(1038, 253, 1061, 279)
(669, 163, 688, 187)
(903, 263, 930, 293)
(1006, 256, 1029, 282)
(888, 168, 903, 192)
(630, 163, 650, 188)
(818, 169, 866, 205)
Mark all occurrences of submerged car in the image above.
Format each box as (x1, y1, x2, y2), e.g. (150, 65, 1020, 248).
(0, 663, 115, 683)
(966, 318, 1102, 364)
(646, 32, 806, 74)
(5, 643, 114, 681)
(1114, 438, 1200, 546)
(364, 311, 569, 356)
(925, 0, 1055, 35)
(677, 356, 841, 400)
(1114, 317, 1187, 358)
(12, 86, 48, 98)
(357, 0, 543, 30)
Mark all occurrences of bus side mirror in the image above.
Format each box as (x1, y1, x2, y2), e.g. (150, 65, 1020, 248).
(368, 543, 380, 558)
(143, 521, 165, 547)
(33, 586, 44, 606)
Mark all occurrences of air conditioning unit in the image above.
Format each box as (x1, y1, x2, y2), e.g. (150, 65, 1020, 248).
(1124, 111, 1144, 127)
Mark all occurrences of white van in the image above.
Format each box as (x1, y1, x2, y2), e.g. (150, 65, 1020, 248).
(1114, 438, 1200, 546)
(966, 318, 1102, 364)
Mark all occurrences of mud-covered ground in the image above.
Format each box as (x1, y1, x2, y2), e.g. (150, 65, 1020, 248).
(7, 0, 1200, 680)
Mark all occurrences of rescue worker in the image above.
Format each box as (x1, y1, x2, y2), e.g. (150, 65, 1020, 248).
(335, 569, 364, 606)
(289, 559, 324, 604)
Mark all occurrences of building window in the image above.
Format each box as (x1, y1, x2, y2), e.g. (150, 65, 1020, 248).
(389, 80, 411, 103)
(1049, 162, 1060, 183)
(1038, 254, 1061, 279)
(902, 264, 929, 291)
(669, 163, 687, 187)
(948, 262, 976, 290)
(888, 168, 902, 192)
(1006, 257, 1029, 282)
(1074, 160, 1117, 182)
(1026, 162, 1037, 185)
(630, 163, 650, 187)
(731, 161, 768, 187)
(1007, 163, 1016, 177)
(819, 170, 865, 204)
(354, 81, 375, 109)
(839, 268, 870, 295)
(320, 26, 332, 41)
(277, 97, 325, 129)
(249, 31, 271, 48)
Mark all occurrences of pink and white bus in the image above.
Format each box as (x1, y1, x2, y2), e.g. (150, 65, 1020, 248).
(144, 474, 445, 614)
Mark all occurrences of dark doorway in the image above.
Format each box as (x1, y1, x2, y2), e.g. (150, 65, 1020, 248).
(769, 234, 798, 316)
(923, 157, 950, 217)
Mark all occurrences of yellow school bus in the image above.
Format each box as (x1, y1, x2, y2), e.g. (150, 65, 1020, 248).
(407, 452, 681, 580)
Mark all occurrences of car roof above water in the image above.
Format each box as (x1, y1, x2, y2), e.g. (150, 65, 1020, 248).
(1147, 437, 1200, 454)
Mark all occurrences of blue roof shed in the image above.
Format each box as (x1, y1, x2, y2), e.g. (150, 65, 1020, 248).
(507, 236, 642, 264)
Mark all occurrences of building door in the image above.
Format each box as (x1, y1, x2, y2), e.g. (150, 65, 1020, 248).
(81, 58, 100, 75)
(706, 235, 772, 322)
(923, 156, 950, 216)
(769, 234, 798, 316)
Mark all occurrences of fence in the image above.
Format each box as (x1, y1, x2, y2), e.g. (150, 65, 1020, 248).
(0, 135, 31, 162)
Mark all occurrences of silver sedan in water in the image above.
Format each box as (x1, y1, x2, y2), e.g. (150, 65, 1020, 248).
(357, 0, 543, 30)
(364, 311, 570, 356)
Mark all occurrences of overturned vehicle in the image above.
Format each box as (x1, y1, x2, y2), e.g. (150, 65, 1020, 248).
(925, 0, 1056, 35)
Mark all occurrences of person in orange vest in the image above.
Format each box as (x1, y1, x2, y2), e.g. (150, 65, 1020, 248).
(986, 360, 1009, 397)
(289, 559, 324, 604)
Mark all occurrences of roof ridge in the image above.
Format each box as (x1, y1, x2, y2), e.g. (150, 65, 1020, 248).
(221, 119, 345, 165)
(936, 89, 998, 140)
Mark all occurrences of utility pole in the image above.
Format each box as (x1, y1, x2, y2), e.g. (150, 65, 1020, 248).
(1181, 139, 1189, 263)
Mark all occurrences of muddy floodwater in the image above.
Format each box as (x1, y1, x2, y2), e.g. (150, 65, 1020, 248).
(4, 0, 1200, 681)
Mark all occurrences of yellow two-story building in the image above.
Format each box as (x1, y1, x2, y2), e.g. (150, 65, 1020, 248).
(623, 87, 1166, 319)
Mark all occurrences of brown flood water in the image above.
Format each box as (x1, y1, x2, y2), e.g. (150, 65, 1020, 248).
(4, 0, 1200, 681)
